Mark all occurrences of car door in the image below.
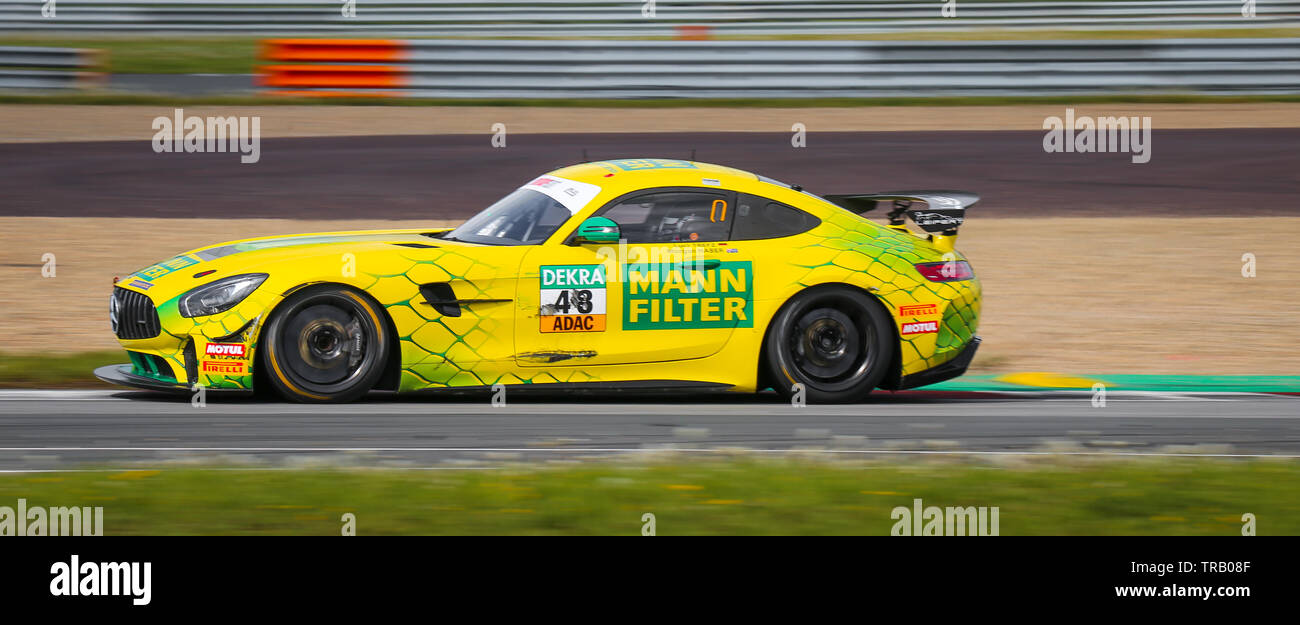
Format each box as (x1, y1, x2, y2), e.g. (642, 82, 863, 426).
(514, 188, 756, 367)
(385, 244, 530, 389)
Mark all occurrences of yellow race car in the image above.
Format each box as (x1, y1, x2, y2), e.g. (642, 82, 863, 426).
(96, 158, 981, 403)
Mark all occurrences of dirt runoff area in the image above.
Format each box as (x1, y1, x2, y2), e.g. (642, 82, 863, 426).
(3, 103, 1300, 142)
(2, 215, 1295, 376)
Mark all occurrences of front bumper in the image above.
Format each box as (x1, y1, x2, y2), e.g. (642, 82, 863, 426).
(894, 336, 981, 390)
(94, 364, 253, 396)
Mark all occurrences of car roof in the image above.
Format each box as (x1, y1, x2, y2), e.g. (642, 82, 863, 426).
(547, 159, 759, 196)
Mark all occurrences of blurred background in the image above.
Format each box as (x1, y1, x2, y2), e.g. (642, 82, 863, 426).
(0, 1, 1298, 536)
(1, 0, 1298, 96)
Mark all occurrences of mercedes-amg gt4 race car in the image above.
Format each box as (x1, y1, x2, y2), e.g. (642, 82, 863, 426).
(96, 158, 981, 403)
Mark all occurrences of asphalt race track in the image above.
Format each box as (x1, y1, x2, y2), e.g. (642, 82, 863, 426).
(0, 390, 1295, 471)
(4, 129, 1299, 219)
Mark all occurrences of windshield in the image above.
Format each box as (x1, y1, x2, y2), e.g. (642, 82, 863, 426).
(441, 188, 573, 246)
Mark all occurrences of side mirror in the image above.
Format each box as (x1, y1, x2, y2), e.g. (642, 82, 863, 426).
(572, 217, 621, 244)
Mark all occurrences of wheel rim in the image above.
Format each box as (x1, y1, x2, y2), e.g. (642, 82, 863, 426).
(275, 294, 377, 392)
(784, 295, 876, 392)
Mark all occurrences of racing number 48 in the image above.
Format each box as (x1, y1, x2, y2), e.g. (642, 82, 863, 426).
(554, 289, 594, 314)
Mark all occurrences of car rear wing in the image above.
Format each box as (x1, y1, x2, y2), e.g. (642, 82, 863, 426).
(822, 191, 979, 252)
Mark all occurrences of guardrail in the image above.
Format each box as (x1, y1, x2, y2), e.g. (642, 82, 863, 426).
(2, 1, 1298, 36)
(257, 38, 1300, 98)
(0, 46, 104, 91)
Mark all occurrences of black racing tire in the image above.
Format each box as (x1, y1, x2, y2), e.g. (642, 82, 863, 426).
(259, 285, 389, 403)
(764, 285, 896, 404)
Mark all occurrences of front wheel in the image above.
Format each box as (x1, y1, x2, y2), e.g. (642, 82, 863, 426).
(764, 285, 896, 404)
(260, 285, 389, 403)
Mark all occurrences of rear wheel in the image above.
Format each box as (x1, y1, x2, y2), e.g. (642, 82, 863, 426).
(765, 285, 895, 404)
(260, 286, 389, 403)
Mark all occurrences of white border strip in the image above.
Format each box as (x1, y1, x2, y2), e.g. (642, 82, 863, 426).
(0, 447, 1296, 458)
(0, 466, 502, 474)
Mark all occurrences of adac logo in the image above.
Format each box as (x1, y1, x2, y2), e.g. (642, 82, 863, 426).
(901, 321, 939, 336)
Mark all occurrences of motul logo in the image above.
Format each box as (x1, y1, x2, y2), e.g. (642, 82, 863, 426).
(205, 343, 245, 357)
(901, 321, 939, 335)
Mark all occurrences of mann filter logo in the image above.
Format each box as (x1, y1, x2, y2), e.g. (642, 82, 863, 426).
(624, 261, 752, 330)
(540, 265, 606, 333)
(901, 321, 939, 336)
(899, 304, 939, 317)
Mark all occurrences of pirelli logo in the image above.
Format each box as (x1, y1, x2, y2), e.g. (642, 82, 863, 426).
(201, 361, 246, 374)
(899, 304, 939, 317)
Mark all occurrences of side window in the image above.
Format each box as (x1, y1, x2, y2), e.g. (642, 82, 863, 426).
(599, 191, 734, 244)
(731, 193, 821, 240)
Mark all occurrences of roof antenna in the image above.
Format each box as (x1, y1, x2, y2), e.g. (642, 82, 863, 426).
(690, 149, 696, 161)
(581, 149, 589, 163)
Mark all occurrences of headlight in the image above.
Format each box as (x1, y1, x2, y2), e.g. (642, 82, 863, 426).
(109, 292, 119, 333)
(178, 273, 268, 318)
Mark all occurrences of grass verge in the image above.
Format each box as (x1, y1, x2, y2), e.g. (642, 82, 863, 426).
(0, 351, 119, 388)
(1, 458, 1293, 535)
(0, 36, 259, 74)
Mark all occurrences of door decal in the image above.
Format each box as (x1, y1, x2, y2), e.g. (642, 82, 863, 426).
(539, 265, 607, 333)
(624, 260, 753, 330)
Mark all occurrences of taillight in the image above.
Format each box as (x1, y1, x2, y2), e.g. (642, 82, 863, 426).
(915, 260, 973, 282)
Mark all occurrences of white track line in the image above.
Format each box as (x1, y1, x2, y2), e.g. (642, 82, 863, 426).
(0, 390, 126, 400)
(0, 447, 1295, 458)
(0, 466, 502, 474)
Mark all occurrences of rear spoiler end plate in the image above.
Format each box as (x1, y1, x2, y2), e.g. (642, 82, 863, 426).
(823, 191, 979, 235)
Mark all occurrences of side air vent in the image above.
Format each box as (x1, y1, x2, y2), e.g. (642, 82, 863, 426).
(418, 283, 461, 317)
